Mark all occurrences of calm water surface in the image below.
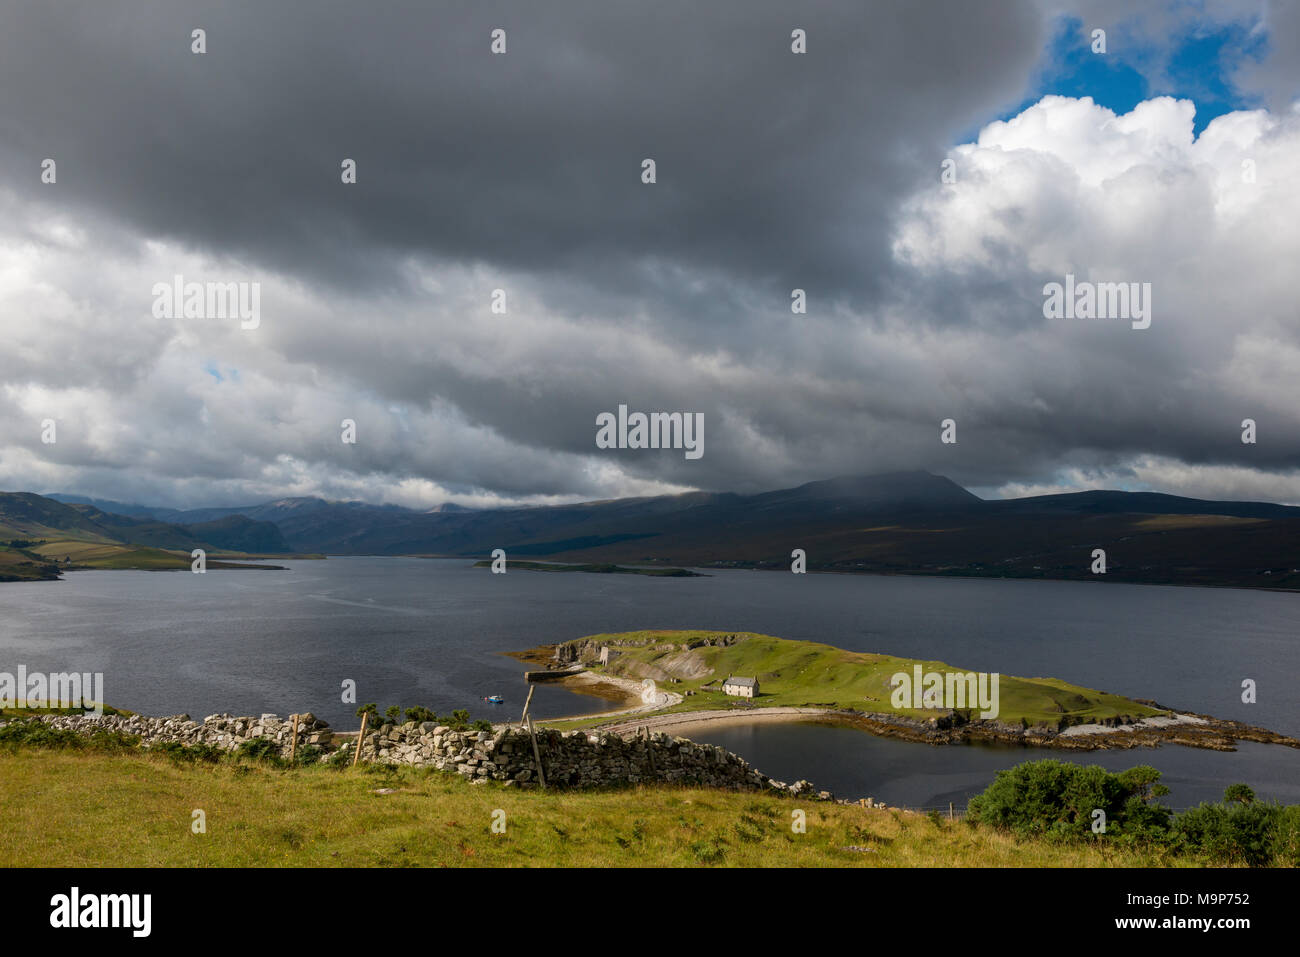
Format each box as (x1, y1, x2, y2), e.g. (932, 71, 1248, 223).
(2, 557, 1297, 805)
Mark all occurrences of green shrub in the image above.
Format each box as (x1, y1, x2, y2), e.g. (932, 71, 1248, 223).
(233, 738, 284, 765)
(967, 760, 1171, 840)
(1224, 783, 1255, 805)
(292, 744, 324, 766)
(149, 741, 223, 764)
(691, 835, 728, 863)
(360, 703, 490, 731)
(970, 764, 1298, 866)
(1173, 789, 1281, 867)
(404, 706, 438, 725)
(1271, 805, 1300, 866)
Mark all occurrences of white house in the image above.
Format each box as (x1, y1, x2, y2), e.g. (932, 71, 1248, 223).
(722, 676, 758, 698)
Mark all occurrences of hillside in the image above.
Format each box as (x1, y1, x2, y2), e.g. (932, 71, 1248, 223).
(0, 492, 292, 578)
(0, 748, 1176, 867)
(0, 546, 61, 582)
(0, 492, 119, 543)
(36, 472, 1300, 589)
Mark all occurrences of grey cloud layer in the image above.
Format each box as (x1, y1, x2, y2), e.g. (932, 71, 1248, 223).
(1, 1, 1297, 507)
(0, 1, 1041, 302)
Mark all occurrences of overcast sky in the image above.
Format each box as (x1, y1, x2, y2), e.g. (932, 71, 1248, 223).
(2, 0, 1298, 509)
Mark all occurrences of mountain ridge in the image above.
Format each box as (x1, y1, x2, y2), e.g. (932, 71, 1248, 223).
(23, 471, 1300, 590)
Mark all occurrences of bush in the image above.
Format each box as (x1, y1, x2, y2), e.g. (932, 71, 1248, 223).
(404, 706, 438, 725)
(969, 764, 1299, 866)
(1224, 783, 1255, 805)
(293, 744, 324, 765)
(1172, 788, 1281, 867)
(356, 703, 489, 732)
(233, 738, 284, 765)
(149, 741, 223, 764)
(967, 760, 1171, 841)
(1271, 805, 1300, 866)
(691, 835, 728, 864)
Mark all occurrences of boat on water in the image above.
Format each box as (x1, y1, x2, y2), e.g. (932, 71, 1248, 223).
(483, 695, 504, 704)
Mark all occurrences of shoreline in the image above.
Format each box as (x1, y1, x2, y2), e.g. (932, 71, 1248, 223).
(697, 565, 1300, 596)
(12, 556, 1300, 594)
(534, 664, 1300, 753)
(563, 699, 1300, 752)
(560, 671, 684, 716)
(594, 706, 837, 736)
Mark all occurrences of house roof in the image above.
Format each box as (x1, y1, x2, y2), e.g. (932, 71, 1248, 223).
(725, 676, 758, 687)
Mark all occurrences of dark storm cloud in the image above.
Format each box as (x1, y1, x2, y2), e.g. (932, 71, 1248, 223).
(2, 0, 1299, 508)
(0, 0, 1043, 307)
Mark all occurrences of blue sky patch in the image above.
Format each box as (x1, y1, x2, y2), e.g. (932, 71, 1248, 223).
(960, 14, 1270, 143)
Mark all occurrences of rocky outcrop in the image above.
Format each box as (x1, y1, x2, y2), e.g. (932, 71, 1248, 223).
(552, 632, 744, 674)
(837, 707, 1300, 752)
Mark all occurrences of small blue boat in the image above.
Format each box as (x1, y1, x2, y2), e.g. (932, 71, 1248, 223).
(483, 694, 504, 704)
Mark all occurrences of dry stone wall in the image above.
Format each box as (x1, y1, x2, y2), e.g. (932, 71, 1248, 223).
(359, 721, 823, 795)
(13, 711, 829, 799)
(19, 711, 333, 756)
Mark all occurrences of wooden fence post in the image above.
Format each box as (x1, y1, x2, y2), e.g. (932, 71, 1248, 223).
(526, 715, 547, 789)
(643, 725, 656, 774)
(519, 684, 535, 728)
(352, 711, 368, 767)
(290, 713, 299, 764)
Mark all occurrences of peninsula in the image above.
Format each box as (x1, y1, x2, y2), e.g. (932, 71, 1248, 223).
(522, 630, 1299, 752)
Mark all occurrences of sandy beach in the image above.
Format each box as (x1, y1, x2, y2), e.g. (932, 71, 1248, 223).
(586, 706, 838, 736)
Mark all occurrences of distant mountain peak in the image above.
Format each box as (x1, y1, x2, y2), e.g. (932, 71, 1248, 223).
(753, 470, 983, 511)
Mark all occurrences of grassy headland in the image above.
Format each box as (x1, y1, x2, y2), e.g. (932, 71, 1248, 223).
(544, 630, 1166, 730)
(0, 543, 61, 581)
(534, 631, 1300, 752)
(26, 539, 288, 571)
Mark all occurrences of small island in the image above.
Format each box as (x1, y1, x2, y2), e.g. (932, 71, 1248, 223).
(474, 560, 703, 577)
(520, 630, 1300, 752)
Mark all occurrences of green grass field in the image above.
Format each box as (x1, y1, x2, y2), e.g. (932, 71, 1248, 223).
(0, 545, 60, 581)
(26, 539, 286, 571)
(0, 748, 1189, 867)
(551, 630, 1166, 730)
(29, 539, 192, 569)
